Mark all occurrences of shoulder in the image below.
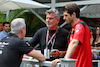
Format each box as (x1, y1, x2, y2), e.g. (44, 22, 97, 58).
(9, 34, 26, 44)
(38, 27, 47, 31)
(35, 27, 47, 34)
(15, 37, 25, 43)
(19, 38, 26, 44)
(76, 21, 87, 28)
(59, 27, 69, 34)
(0, 31, 3, 35)
(79, 21, 87, 27)
(12, 38, 26, 46)
(1, 35, 24, 45)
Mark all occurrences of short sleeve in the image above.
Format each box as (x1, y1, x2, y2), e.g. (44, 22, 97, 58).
(28, 28, 42, 47)
(18, 39, 34, 54)
(73, 23, 84, 44)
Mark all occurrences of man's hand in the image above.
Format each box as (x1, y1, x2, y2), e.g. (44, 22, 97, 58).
(93, 53, 97, 59)
(51, 59, 61, 67)
(50, 50, 61, 58)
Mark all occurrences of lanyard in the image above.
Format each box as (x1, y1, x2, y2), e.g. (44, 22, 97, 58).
(46, 28, 58, 49)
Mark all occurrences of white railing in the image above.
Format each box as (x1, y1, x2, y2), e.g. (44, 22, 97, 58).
(92, 60, 100, 67)
(23, 37, 77, 67)
(22, 58, 77, 67)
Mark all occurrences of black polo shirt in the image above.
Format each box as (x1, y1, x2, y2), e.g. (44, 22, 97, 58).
(28, 27, 69, 54)
(0, 33, 34, 67)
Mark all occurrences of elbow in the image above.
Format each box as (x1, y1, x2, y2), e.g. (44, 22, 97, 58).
(42, 57, 46, 61)
(40, 56, 46, 62)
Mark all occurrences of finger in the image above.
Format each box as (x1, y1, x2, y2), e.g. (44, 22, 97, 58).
(50, 53, 56, 56)
(94, 56, 97, 59)
(51, 60, 56, 66)
(96, 56, 97, 59)
(53, 61, 57, 66)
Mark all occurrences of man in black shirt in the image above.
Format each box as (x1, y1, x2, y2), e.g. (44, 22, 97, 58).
(0, 18, 45, 67)
(28, 9, 69, 60)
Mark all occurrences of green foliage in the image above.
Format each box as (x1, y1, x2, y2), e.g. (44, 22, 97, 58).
(8, 9, 46, 36)
(27, 16, 46, 35)
(8, 9, 30, 22)
(0, 12, 6, 22)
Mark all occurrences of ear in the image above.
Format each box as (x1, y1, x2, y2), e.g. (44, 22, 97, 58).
(72, 12, 76, 18)
(20, 28, 23, 34)
(57, 19, 60, 24)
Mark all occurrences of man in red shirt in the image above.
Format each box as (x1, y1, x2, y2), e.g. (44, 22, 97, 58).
(51, 3, 92, 67)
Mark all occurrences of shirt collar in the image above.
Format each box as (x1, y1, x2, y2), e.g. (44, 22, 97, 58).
(72, 19, 83, 28)
(3, 30, 10, 35)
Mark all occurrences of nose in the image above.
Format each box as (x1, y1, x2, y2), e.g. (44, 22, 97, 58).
(46, 18, 50, 22)
(63, 16, 65, 20)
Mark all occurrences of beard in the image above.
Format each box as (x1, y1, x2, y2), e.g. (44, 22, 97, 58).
(46, 22, 52, 27)
(65, 18, 73, 24)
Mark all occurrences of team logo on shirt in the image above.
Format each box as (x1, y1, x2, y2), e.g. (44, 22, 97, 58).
(0, 42, 9, 54)
(76, 30, 79, 33)
(71, 28, 74, 34)
(0, 42, 9, 47)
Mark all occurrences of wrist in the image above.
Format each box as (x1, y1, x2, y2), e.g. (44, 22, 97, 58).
(59, 51, 66, 57)
(64, 56, 70, 59)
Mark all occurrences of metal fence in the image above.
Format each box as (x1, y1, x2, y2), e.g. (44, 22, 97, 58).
(20, 58, 76, 67)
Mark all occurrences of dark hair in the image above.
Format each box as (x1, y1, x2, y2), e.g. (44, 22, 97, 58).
(63, 3, 80, 18)
(95, 26, 100, 29)
(92, 28, 96, 44)
(3, 22, 10, 26)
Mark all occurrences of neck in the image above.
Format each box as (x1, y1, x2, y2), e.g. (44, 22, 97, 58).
(71, 18, 80, 26)
(48, 26, 58, 30)
(97, 34, 100, 38)
(16, 33, 23, 39)
(96, 35, 100, 41)
(4, 30, 8, 33)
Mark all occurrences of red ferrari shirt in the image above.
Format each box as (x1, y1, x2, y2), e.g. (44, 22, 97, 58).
(68, 20, 92, 67)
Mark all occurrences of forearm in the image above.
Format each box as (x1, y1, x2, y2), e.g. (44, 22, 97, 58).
(28, 49, 46, 62)
(96, 47, 100, 49)
(91, 46, 94, 49)
(91, 46, 100, 49)
(23, 55, 33, 59)
(64, 39, 79, 58)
